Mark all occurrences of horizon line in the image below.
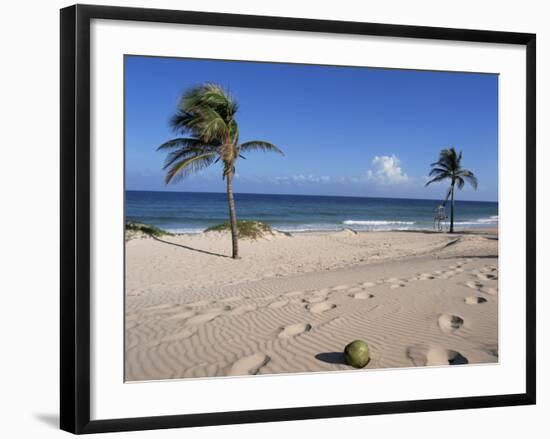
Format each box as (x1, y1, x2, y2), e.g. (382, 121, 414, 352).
(125, 188, 498, 204)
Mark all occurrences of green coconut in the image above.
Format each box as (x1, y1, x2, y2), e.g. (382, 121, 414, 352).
(344, 340, 370, 368)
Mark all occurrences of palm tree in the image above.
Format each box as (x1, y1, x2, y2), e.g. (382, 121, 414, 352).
(425, 147, 478, 233)
(157, 83, 283, 259)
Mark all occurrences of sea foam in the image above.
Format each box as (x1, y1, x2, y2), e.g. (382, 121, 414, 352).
(342, 220, 415, 226)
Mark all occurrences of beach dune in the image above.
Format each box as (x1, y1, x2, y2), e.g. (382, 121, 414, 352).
(125, 229, 498, 381)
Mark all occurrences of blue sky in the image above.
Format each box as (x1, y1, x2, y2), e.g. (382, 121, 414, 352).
(125, 56, 498, 202)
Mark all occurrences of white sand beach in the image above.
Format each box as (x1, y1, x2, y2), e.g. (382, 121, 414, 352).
(125, 228, 498, 381)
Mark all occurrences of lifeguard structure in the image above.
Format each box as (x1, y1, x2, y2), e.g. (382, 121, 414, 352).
(434, 204, 447, 232)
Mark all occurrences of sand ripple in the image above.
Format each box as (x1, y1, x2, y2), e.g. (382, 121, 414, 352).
(125, 235, 498, 381)
(228, 353, 271, 376)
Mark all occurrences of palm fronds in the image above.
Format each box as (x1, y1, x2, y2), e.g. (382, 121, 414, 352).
(426, 147, 476, 190)
(164, 152, 217, 184)
(239, 141, 284, 156)
(157, 82, 284, 257)
(426, 147, 478, 232)
(159, 83, 283, 184)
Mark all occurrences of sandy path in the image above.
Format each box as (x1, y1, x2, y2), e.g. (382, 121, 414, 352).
(125, 229, 497, 296)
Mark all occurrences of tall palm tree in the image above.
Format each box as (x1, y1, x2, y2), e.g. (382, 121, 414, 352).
(158, 83, 283, 259)
(426, 147, 478, 233)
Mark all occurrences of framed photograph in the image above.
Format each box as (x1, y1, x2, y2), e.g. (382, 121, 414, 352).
(60, 4, 536, 434)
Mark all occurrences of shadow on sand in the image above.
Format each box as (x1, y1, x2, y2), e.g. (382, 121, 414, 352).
(315, 351, 347, 365)
(399, 229, 498, 238)
(152, 236, 229, 258)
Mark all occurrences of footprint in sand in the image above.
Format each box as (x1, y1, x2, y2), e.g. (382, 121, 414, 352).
(142, 303, 172, 312)
(166, 309, 196, 322)
(277, 322, 312, 339)
(361, 282, 376, 288)
(437, 313, 464, 333)
(477, 273, 498, 281)
(480, 265, 497, 273)
(284, 290, 304, 298)
(407, 345, 469, 366)
(268, 300, 288, 309)
(419, 273, 435, 280)
(465, 280, 484, 290)
(312, 289, 330, 296)
(482, 287, 498, 296)
(228, 353, 271, 376)
(385, 277, 401, 284)
(303, 296, 327, 304)
(390, 282, 407, 289)
(351, 292, 374, 299)
(483, 343, 499, 358)
(185, 311, 222, 325)
(186, 300, 213, 308)
(203, 305, 231, 313)
(307, 302, 337, 314)
(465, 296, 488, 305)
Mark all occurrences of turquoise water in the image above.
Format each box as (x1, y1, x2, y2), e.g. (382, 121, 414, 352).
(126, 190, 498, 234)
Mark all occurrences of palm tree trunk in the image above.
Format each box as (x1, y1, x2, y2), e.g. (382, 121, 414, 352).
(226, 171, 239, 259)
(449, 183, 455, 233)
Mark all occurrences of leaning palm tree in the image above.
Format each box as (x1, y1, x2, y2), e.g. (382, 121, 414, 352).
(158, 83, 283, 258)
(425, 147, 478, 233)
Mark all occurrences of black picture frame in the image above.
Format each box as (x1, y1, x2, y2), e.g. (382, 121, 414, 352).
(60, 4, 536, 434)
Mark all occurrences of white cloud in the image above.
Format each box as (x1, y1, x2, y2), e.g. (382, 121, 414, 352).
(367, 155, 408, 184)
(272, 174, 332, 184)
(268, 159, 409, 187)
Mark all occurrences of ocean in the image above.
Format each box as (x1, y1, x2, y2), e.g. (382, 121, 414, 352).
(126, 190, 498, 234)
